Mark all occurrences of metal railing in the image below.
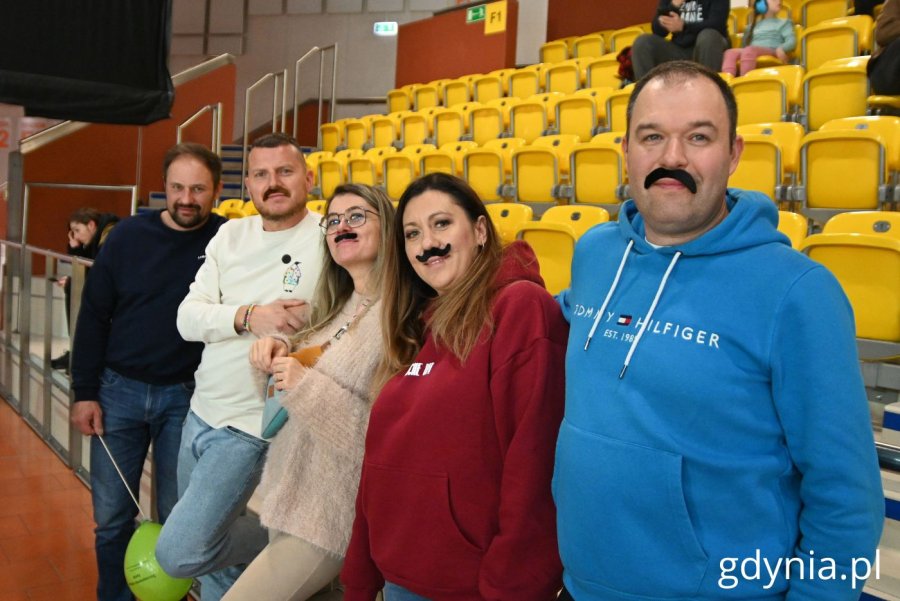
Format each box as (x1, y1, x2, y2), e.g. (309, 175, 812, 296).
(240, 70, 289, 199)
(22, 182, 138, 244)
(291, 45, 339, 149)
(0, 240, 93, 480)
(177, 103, 224, 155)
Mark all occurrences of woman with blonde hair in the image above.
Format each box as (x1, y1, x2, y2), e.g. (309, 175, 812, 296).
(223, 183, 394, 601)
(341, 173, 567, 601)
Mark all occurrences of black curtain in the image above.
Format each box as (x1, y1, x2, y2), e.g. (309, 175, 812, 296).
(0, 0, 174, 125)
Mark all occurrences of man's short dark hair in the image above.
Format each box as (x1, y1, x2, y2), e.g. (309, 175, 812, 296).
(69, 207, 102, 225)
(625, 60, 738, 146)
(249, 132, 307, 166)
(163, 143, 223, 189)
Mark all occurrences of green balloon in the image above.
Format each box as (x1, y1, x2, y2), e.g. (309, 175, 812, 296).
(124, 521, 193, 601)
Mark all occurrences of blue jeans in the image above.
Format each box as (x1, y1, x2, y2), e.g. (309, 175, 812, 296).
(156, 410, 269, 601)
(383, 582, 433, 601)
(90, 368, 192, 601)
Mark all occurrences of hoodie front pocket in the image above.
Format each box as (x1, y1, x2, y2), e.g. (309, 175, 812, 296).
(554, 420, 709, 597)
(364, 463, 483, 590)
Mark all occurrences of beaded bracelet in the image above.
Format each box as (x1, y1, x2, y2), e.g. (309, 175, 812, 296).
(242, 304, 256, 333)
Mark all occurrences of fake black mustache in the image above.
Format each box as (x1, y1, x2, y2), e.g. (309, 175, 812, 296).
(333, 232, 358, 243)
(644, 168, 697, 194)
(263, 186, 291, 201)
(415, 244, 451, 263)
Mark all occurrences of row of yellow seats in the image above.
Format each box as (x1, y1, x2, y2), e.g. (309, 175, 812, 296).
(327, 54, 891, 160)
(211, 199, 258, 219)
(539, 24, 651, 64)
(734, 116, 900, 220)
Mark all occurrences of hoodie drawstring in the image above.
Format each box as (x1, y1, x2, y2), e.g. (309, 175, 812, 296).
(619, 251, 682, 379)
(584, 240, 634, 351)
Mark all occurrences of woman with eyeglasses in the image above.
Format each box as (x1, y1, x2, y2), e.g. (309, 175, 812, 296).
(222, 184, 395, 601)
(341, 173, 567, 601)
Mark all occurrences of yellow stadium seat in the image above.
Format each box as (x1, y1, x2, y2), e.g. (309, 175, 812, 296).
(545, 59, 584, 95)
(540, 40, 571, 64)
(608, 26, 644, 53)
(413, 83, 441, 111)
(801, 211, 900, 344)
(316, 149, 361, 200)
(563, 140, 627, 212)
(419, 149, 455, 176)
(776, 210, 809, 248)
(217, 199, 245, 213)
(555, 93, 600, 142)
(468, 104, 506, 145)
(730, 134, 783, 203)
(463, 138, 525, 203)
(383, 154, 418, 200)
(509, 66, 544, 99)
(868, 95, 900, 115)
(731, 65, 805, 125)
(347, 156, 377, 186)
(798, 0, 851, 28)
(510, 146, 561, 208)
(797, 128, 893, 222)
(542, 205, 610, 239)
(343, 118, 370, 151)
(443, 78, 471, 108)
(585, 53, 624, 89)
(370, 114, 400, 149)
(485, 203, 534, 244)
(737, 122, 804, 200)
(510, 98, 551, 144)
(604, 85, 634, 133)
(486, 97, 520, 131)
(801, 57, 869, 130)
(432, 107, 466, 147)
(320, 122, 343, 153)
(573, 33, 606, 59)
(516, 222, 576, 294)
(399, 111, 431, 148)
(387, 87, 412, 113)
(799, 19, 865, 71)
(361, 146, 397, 182)
(473, 74, 504, 103)
(730, 7, 750, 34)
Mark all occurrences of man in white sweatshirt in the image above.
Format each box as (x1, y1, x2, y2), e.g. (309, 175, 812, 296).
(157, 133, 325, 600)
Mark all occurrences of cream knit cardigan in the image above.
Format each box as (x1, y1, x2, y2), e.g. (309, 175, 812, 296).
(257, 296, 382, 558)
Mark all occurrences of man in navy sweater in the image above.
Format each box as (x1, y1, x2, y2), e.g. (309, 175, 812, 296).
(71, 143, 227, 601)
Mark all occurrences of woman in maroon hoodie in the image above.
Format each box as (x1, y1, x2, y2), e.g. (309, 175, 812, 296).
(341, 173, 567, 601)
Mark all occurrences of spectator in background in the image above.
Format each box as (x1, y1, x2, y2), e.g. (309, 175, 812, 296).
(50, 207, 119, 370)
(70, 143, 226, 601)
(632, 0, 731, 80)
(341, 174, 566, 601)
(721, 0, 796, 76)
(868, 0, 900, 96)
(855, 0, 885, 16)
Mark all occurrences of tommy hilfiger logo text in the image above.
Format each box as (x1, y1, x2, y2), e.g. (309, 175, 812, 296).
(405, 362, 435, 376)
(575, 306, 721, 349)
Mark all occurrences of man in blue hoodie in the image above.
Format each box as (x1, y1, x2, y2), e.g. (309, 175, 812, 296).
(554, 60, 884, 601)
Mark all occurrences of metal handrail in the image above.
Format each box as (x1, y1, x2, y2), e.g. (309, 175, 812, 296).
(22, 183, 138, 245)
(317, 45, 339, 150)
(177, 103, 224, 155)
(241, 70, 288, 200)
(292, 47, 321, 140)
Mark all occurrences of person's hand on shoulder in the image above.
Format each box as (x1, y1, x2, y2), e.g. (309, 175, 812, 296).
(71, 401, 103, 436)
(239, 299, 311, 336)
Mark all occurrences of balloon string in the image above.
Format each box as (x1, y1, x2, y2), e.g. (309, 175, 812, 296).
(97, 434, 148, 521)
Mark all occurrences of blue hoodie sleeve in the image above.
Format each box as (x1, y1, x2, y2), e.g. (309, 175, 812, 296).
(770, 266, 883, 600)
(556, 288, 574, 324)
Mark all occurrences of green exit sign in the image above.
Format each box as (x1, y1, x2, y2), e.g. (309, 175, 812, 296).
(373, 21, 398, 36)
(466, 5, 485, 23)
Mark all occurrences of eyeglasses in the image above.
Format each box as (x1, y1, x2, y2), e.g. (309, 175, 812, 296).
(319, 208, 378, 234)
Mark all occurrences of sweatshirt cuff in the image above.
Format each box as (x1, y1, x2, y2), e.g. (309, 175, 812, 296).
(73, 387, 99, 402)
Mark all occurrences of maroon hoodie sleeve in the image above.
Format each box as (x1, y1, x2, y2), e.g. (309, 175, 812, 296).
(479, 282, 567, 600)
(341, 465, 385, 601)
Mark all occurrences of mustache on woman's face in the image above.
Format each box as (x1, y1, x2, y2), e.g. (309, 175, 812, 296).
(333, 232, 358, 243)
(415, 244, 452, 263)
(644, 167, 697, 194)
